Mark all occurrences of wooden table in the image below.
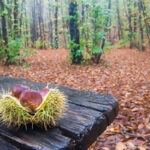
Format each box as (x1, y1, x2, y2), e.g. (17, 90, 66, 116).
(0, 76, 118, 150)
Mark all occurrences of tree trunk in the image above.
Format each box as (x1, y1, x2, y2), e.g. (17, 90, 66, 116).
(13, 0, 19, 39)
(127, 0, 134, 48)
(0, 25, 2, 46)
(133, 1, 137, 33)
(69, 1, 82, 64)
(31, 0, 38, 47)
(0, 0, 10, 65)
(54, 0, 58, 49)
(42, 18, 46, 49)
(141, 1, 150, 47)
(7, 0, 13, 37)
(19, 0, 25, 38)
(37, 0, 44, 49)
(48, 0, 54, 48)
(96, 0, 111, 64)
(116, 0, 122, 40)
(61, 5, 67, 48)
(82, 1, 85, 22)
(133, 0, 138, 48)
(0, 0, 8, 47)
(24, 5, 29, 47)
(138, 0, 145, 51)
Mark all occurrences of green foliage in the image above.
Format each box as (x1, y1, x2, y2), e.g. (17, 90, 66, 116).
(0, 39, 22, 64)
(23, 62, 30, 67)
(0, 38, 36, 65)
(67, 0, 112, 63)
(1, 9, 8, 16)
(22, 48, 36, 58)
(117, 37, 130, 48)
(34, 40, 47, 49)
(104, 41, 115, 51)
(81, 59, 89, 66)
(34, 40, 43, 48)
(68, 39, 83, 63)
(7, 38, 23, 63)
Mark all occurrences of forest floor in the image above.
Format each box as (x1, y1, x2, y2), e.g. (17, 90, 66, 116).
(0, 48, 150, 150)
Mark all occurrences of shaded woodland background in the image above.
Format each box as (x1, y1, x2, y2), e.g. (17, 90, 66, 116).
(0, 0, 150, 64)
(0, 0, 150, 149)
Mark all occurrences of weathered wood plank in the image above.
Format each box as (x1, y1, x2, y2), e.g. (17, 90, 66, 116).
(0, 137, 18, 150)
(69, 103, 104, 118)
(58, 105, 107, 150)
(0, 124, 74, 150)
(68, 99, 115, 125)
(57, 87, 118, 124)
(57, 86, 118, 110)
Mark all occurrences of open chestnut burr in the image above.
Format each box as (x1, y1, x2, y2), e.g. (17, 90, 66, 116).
(0, 84, 66, 130)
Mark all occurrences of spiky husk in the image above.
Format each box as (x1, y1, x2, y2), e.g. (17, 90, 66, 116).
(32, 89, 67, 130)
(0, 89, 66, 130)
(0, 96, 32, 129)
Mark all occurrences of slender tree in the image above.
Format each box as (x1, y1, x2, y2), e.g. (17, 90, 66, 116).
(0, 0, 11, 65)
(132, 0, 138, 48)
(0, 0, 8, 47)
(31, 0, 38, 47)
(69, 1, 82, 64)
(24, 5, 29, 47)
(138, 0, 145, 51)
(13, 0, 19, 39)
(54, 0, 58, 49)
(0, 22, 2, 45)
(81, 0, 85, 22)
(127, 0, 134, 48)
(61, 4, 67, 48)
(19, 0, 25, 38)
(7, 0, 13, 37)
(96, 0, 111, 64)
(116, 0, 122, 40)
(48, 0, 54, 48)
(141, 1, 150, 47)
(37, 0, 45, 49)
(133, 0, 137, 33)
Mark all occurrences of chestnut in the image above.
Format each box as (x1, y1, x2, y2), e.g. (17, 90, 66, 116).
(12, 84, 29, 98)
(19, 90, 43, 111)
(39, 88, 49, 98)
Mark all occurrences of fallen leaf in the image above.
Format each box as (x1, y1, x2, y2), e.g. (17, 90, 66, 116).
(126, 141, 136, 149)
(137, 146, 147, 150)
(116, 142, 127, 150)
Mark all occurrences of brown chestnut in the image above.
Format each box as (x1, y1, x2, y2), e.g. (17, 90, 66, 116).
(12, 84, 29, 98)
(19, 90, 43, 111)
(39, 88, 49, 98)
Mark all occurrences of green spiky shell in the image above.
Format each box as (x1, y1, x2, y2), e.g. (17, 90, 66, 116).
(0, 89, 66, 130)
(0, 96, 32, 128)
